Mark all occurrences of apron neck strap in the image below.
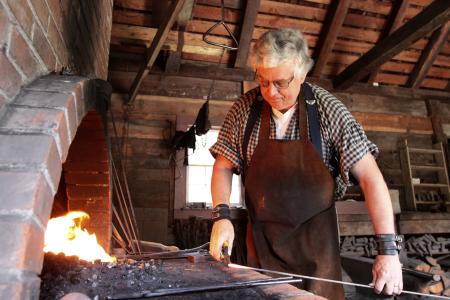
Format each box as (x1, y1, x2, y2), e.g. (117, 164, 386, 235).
(259, 101, 271, 140)
(298, 89, 308, 140)
(302, 82, 323, 159)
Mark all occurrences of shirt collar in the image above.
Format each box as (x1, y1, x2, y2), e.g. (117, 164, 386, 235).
(271, 102, 298, 120)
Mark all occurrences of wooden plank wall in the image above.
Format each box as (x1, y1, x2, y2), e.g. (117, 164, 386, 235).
(108, 76, 450, 244)
(109, 106, 176, 244)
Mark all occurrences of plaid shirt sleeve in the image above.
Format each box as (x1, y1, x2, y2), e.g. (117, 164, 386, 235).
(209, 88, 258, 174)
(313, 85, 379, 186)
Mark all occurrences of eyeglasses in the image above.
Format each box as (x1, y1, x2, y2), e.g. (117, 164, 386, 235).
(255, 73, 295, 89)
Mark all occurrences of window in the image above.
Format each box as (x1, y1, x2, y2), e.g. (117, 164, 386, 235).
(186, 128, 242, 206)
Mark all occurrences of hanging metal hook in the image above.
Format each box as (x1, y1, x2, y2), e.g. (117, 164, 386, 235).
(202, 0, 239, 51)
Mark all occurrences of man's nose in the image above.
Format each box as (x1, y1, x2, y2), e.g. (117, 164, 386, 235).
(267, 83, 279, 96)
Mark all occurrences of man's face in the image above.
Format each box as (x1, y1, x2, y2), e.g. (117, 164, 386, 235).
(256, 60, 305, 112)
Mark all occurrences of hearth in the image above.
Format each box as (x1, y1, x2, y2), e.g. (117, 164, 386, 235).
(40, 253, 319, 299)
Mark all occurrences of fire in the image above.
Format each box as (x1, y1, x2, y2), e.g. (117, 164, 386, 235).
(44, 211, 116, 263)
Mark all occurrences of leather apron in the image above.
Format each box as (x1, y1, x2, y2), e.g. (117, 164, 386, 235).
(243, 97, 344, 300)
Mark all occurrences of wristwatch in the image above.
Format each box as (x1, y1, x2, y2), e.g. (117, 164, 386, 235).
(212, 204, 231, 222)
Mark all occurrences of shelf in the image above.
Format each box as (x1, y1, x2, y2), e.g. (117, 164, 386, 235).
(415, 201, 449, 205)
(408, 147, 442, 154)
(399, 140, 450, 212)
(413, 183, 449, 188)
(411, 165, 445, 171)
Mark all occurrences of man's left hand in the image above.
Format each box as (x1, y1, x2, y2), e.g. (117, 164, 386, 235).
(372, 255, 403, 295)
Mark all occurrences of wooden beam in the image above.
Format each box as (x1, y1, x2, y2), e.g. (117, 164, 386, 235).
(172, 63, 254, 81)
(234, 0, 260, 68)
(151, 1, 169, 28)
(165, 51, 182, 73)
(111, 24, 233, 57)
(426, 99, 448, 141)
(367, 0, 410, 83)
(407, 22, 450, 88)
(127, 0, 186, 105)
(333, 0, 450, 90)
(177, 0, 195, 26)
(309, 77, 450, 101)
(115, 58, 254, 81)
(352, 111, 433, 134)
(426, 99, 450, 180)
(311, 0, 351, 78)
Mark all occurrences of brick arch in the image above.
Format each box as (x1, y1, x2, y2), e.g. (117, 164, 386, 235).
(0, 75, 108, 299)
(53, 110, 111, 251)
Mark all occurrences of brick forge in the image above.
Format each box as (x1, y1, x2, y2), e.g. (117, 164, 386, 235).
(0, 75, 112, 299)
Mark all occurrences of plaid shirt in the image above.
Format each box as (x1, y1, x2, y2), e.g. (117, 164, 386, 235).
(210, 83, 379, 199)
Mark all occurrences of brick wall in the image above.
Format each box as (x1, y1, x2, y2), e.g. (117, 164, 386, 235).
(0, 72, 114, 300)
(0, 0, 113, 117)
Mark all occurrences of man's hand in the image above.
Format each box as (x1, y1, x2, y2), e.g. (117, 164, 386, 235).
(372, 255, 403, 296)
(209, 219, 235, 261)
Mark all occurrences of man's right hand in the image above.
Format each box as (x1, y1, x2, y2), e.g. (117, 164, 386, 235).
(209, 219, 235, 261)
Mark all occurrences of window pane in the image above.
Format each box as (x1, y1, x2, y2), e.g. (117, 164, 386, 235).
(187, 166, 211, 203)
(186, 129, 242, 206)
(187, 130, 218, 166)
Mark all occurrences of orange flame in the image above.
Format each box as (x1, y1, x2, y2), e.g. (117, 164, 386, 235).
(44, 211, 116, 263)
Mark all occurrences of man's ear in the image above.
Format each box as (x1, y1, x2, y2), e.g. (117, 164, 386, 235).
(297, 74, 306, 84)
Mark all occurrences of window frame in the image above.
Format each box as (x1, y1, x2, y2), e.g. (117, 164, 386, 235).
(173, 117, 244, 219)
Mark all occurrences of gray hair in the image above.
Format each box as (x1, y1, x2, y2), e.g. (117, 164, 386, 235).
(252, 28, 314, 77)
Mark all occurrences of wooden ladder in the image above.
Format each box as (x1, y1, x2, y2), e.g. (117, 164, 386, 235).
(399, 139, 450, 211)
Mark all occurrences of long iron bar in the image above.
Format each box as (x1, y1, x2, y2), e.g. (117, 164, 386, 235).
(117, 110, 141, 253)
(111, 156, 139, 252)
(106, 277, 302, 299)
(229, 263, 450, 299)
(109, 105, 141, 253)
(111, 223, 127, 250)
(124, 242, 210, 260)
(110, 158, 137, 253)
(112, 206, 134, 253)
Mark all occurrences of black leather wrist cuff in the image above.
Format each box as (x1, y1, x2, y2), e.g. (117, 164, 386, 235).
(212, 204, 231, 222)
(375, 234, 403, 255)
(377, 248, 399, 255)
(375, 234, 402, 242)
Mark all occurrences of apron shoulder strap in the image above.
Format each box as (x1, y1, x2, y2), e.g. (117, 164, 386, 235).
(302, 82, 323, 160)
(242, 97, 263, 182)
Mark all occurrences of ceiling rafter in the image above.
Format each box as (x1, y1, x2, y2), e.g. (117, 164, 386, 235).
(127, 0, 186, 105)
(333, 0, 450, 90)
(407, 21, 450, 88)
(367, 0, 411, 83)
(234, 0, 260, 68)
(311, 0, 351, 78)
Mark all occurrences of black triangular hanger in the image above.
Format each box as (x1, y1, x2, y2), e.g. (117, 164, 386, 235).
(202, 0, 239, 51)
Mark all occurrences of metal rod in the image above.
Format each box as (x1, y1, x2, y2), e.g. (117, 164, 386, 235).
(106, 277, 302, 299)
(109, 107, 141, 253)
(111, 159, 137, 253)
(124, 242, 210, 260)
(228, 263, 450, 299)
(118, 111, 142, 253)
(112, 205, 134, 253)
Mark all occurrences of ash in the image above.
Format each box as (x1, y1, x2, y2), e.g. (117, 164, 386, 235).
(40, 253, 265, 300)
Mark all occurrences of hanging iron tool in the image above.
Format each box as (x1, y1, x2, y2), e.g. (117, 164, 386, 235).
(202, 0, 239, 51)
